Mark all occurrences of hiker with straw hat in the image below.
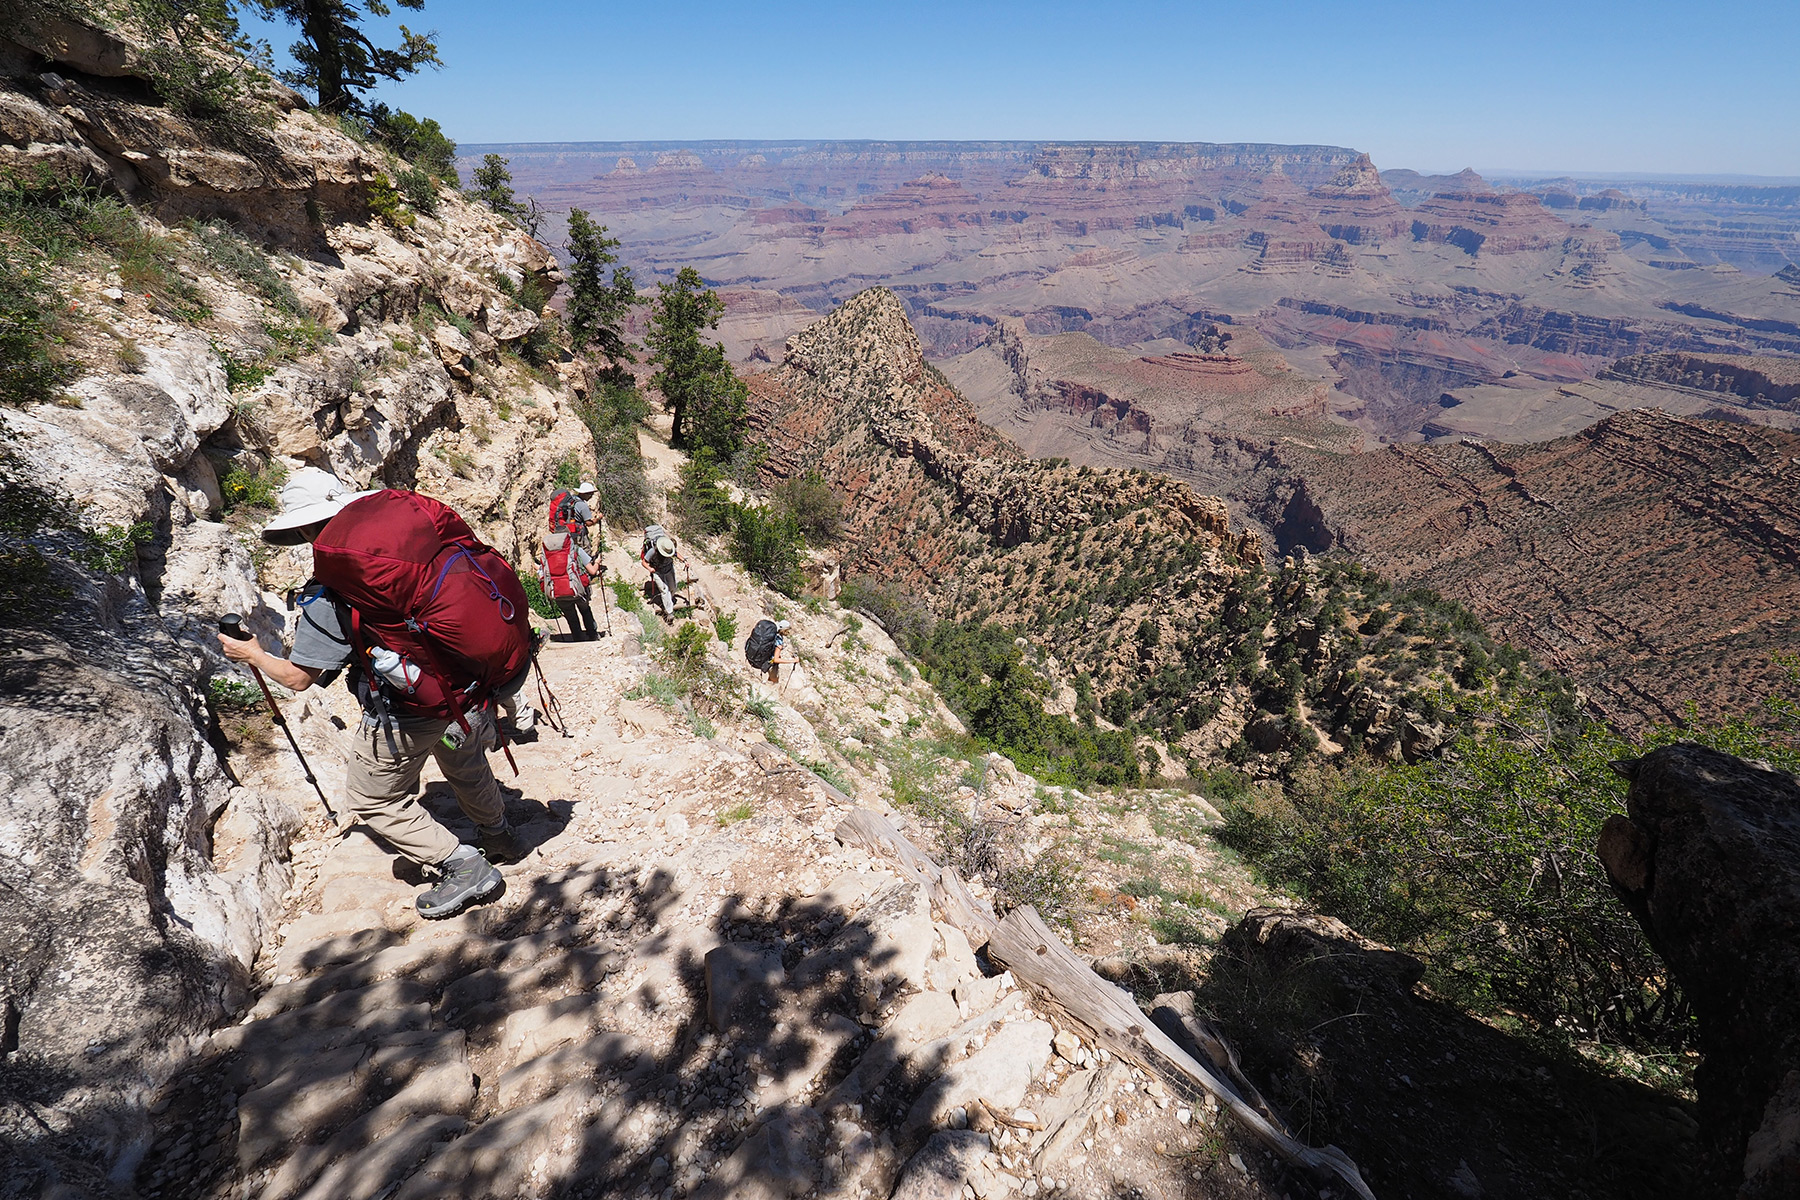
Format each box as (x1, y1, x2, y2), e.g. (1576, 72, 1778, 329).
(640, 525, 682, 623)
(215, 466, 530, 920)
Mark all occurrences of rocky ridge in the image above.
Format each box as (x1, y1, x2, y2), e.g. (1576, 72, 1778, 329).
(750, 289, 1527, 769)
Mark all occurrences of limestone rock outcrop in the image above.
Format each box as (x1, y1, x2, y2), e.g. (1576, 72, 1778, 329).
(1601, 745, 1800, 1199)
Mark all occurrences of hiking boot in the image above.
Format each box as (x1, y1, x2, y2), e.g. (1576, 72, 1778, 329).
(417, 849, 502, 918)
(478, 821, 524, 865)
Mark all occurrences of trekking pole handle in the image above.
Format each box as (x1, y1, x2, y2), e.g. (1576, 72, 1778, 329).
(219, 613, 252, 641)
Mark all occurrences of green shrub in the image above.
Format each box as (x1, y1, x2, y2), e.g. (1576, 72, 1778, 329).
(643, 622, 740, 732)
(219, 346, 272, 392)
(839, 576, 934, 652)
(0, 259, 72, 407)
(369, 106, 460, 185)
(366, 173, 415, 227)
(555, 453, 583, 489)
(773, 471, 841, 544)
(138, 39, 271, 136)
(714, 610, 738, 645)
(669, 452, 736, 539)
(394, 165, 440, 216)
(220, 461, 287, 514)
(610, 577, 644, 614)
(731, 502, 805, 596)
(75, 520, 154, 575)
(657, 620, 713, 681)
(520, 571, 560, 621)
(209, 675, 262, 711)
(1218, 674, 1800, 1051)
(918, 618, 1140, 789)
(576, 375, 651, 525)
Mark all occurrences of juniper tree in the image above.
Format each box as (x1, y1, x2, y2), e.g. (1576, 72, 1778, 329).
(367, 104, 458, 183)
(470, 154, 520, 216)
(241, 0, 442, 114)
(564, 208, 636, 364)
(646, 267, 738, 452)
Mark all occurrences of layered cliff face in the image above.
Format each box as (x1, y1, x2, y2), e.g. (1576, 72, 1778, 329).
(499, 138, 1800, 444)
(0, 15, 592, 1171)
(1280, 409, 1800, 730)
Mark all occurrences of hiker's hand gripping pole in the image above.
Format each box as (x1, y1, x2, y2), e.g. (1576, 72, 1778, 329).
(219, 614, 338, 824)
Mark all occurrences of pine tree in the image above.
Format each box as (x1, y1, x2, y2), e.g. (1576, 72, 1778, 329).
(470, 154, 520, 216)
(682, 343, 749, 462)
(564, 209, 637, 364)
(241, 0, 442, 114)
(646, 267, 731, 450)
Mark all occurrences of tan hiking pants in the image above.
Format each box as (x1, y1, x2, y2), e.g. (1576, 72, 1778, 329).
(342, 710, 503, 866)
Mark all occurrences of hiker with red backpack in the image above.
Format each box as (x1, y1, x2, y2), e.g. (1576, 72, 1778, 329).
(216, 467, 534, 919)
(539, 528, 601, 640)
(548, 481, 597, 548)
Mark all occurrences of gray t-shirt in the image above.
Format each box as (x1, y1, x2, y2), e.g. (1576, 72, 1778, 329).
(290, 585, 354, 672)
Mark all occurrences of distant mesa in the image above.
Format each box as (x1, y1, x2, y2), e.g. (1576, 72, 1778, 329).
(653, 149, 706, 171)
(610, 156, 639, 174)
(1380, 167, 1492, 207)
(1407, 190, 1571, 255)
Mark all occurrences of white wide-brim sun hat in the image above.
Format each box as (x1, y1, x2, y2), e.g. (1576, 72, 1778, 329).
(261, 466, 378, 545)
(655, 536, 677, 558)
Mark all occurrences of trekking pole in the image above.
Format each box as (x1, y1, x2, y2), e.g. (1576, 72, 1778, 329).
(595, 574, 614, 638)
(218, 615, 338, 825)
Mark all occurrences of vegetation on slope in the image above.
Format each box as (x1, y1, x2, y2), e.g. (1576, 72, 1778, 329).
(1218, 662, 1800, 1056)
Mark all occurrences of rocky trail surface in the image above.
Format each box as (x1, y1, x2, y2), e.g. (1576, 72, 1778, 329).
(122, 531, 1293, 1200)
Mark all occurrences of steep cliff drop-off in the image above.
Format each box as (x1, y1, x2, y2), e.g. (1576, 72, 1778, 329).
(0, 16, 593, 1185)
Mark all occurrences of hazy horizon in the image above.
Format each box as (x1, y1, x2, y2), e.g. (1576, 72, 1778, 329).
(233, 0, 1800, 178)
(452, 139, 1800, 186)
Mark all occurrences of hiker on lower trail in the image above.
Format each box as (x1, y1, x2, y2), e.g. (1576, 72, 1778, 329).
(540, 528, 601, 641)
(745, 617, 799, 684)
(641, 523, 682, 622)
(548, 480, 597, 548)
(216, 467, 534, 919)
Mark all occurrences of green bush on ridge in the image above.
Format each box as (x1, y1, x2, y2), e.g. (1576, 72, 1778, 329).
(1216, 663, 1800, 1053)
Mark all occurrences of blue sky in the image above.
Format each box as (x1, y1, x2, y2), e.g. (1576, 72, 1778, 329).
(237, 0, 1800, 177)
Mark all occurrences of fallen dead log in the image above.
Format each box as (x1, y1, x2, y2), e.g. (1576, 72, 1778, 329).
(749, 740, 853, 805)
(837, 807, 1378, 1200)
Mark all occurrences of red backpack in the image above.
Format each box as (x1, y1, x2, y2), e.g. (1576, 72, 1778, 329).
(311, 491, 532, 729)
(542, 534, 589, 599)
(548, 489, 584, 538)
